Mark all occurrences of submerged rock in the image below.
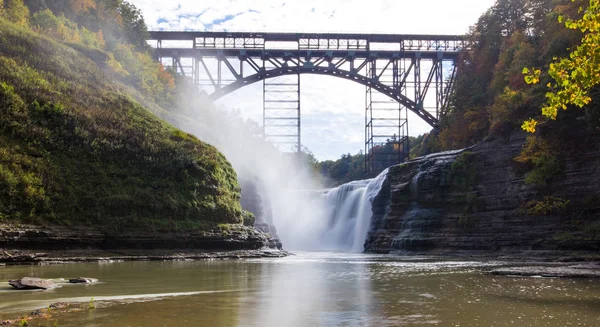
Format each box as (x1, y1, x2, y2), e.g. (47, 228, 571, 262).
(9, 277, 60, 290)
(69, 277, 98, 284)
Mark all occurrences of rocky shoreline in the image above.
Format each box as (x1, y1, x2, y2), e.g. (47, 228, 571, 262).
(0, 223, 287, 265)
(1, 301, 85, 326)
(0, 248, 289, 266)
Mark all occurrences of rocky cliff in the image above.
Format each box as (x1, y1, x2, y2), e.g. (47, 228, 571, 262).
(365, 131, 600, 254)
(240, 180, 282, 245)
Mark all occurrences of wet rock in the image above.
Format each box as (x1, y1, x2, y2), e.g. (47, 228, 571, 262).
(240, 179, 282, 246)
(0, 248, 289, 265)
(69, 277, 98, 284)
(9, 277, 60, 290)
(0, 223, 282, 260)
(29, 309, 44, 316)
(49, 302, 69, 310)
(490, 265, 600, 278)
(0, 250, 47, 263)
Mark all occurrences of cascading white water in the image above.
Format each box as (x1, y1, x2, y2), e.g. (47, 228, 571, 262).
(281, 168, 389, 252)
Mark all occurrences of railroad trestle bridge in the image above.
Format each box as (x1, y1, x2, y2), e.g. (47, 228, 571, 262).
(148, 31, 470, 174)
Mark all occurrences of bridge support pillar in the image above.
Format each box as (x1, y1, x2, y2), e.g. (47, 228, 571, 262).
(365, 60, 409, 176)
(263, 72, 301, 153)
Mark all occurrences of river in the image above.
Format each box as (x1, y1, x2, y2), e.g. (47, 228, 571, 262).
(1, 252, 599, 326)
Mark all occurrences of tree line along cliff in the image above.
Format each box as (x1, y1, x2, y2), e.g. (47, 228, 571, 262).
(316, 0, 600, 189)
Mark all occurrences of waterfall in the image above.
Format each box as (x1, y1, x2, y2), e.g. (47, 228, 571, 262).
(269, 169, 389, 253)
(317, 168, 390, 252)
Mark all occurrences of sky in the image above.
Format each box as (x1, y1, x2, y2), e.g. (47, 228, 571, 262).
(129, 0, 497, 160)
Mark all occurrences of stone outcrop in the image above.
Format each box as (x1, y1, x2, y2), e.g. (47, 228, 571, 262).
(9, 277, 59, 290)
(0, 223, 281, 254)
(365, 131, 600, 254)
(240, 179, 282, 247)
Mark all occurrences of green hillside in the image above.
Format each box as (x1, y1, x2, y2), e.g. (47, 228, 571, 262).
(0, 17, 243, 231)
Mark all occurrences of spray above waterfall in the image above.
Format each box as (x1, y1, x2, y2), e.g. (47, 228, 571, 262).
(163, 81, 391, 253)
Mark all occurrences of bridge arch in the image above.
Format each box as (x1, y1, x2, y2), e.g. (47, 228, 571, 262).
(209, 65, 428, 122)
(149, 31, 469, 173)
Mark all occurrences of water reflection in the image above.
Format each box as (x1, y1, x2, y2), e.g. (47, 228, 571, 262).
(1, 253, 600, 326)
(241, 254, 373, 326)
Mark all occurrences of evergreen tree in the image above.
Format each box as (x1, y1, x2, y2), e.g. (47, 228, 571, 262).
(494, 0, 529, 35)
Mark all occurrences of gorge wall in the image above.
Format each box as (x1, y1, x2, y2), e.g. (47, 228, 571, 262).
(365, 131, 600, 254)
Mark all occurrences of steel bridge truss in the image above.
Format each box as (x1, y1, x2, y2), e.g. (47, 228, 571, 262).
(149, 31, 468, 173)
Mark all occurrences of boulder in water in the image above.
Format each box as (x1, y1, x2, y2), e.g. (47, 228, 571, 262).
(69, 277, 98, 284)
(8, 277, 60, 290)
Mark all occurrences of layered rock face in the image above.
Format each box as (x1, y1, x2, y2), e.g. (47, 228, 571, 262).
(0, 224, 280, 251)
(365, 132, 600, 254)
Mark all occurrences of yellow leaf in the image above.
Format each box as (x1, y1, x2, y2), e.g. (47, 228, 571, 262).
(521, 119, 538, 133)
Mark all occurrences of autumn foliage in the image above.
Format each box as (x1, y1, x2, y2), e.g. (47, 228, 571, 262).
(0, 0, 175, 102)
(523, 0, 600, 132)
(435, 0, 587, 150)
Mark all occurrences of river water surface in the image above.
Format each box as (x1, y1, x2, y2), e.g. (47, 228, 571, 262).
(1, 252, 599, 326)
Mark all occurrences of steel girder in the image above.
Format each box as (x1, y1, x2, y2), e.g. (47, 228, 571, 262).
(150, 31, 469, 158)
(157, 50, 458, 127)
(149, 31, 469, 52)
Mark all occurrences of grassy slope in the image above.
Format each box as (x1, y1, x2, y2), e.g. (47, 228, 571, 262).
(0, 19, 243, 231)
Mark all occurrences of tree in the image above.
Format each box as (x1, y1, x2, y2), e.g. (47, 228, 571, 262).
(69, 0, 96, 15)
(494, 0, 529, 35)
(31, 8, 60, 31)
(117, 1, 149, 50)
(527, 0, 558, 37)
(523, 0, 600, 132)
(3, 0, 29, 26)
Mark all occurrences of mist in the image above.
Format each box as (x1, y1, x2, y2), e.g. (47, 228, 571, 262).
(155, 77, 390, 252)
(162, 81, 335, 251)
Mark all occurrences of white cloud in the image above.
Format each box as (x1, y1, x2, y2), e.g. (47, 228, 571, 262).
(130, 0, 496, 160)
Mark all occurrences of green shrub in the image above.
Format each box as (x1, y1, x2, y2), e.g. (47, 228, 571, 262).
(3, 0, 29, 27)
(217, 224, 232, 233)
(242, 211, 255, 227)
(31, 9, 59, 31)
(515, 136, 562, 188)
(520, 196, 570, 215)
(523, 155, 561, 187)
(450, 151, 477, 190)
